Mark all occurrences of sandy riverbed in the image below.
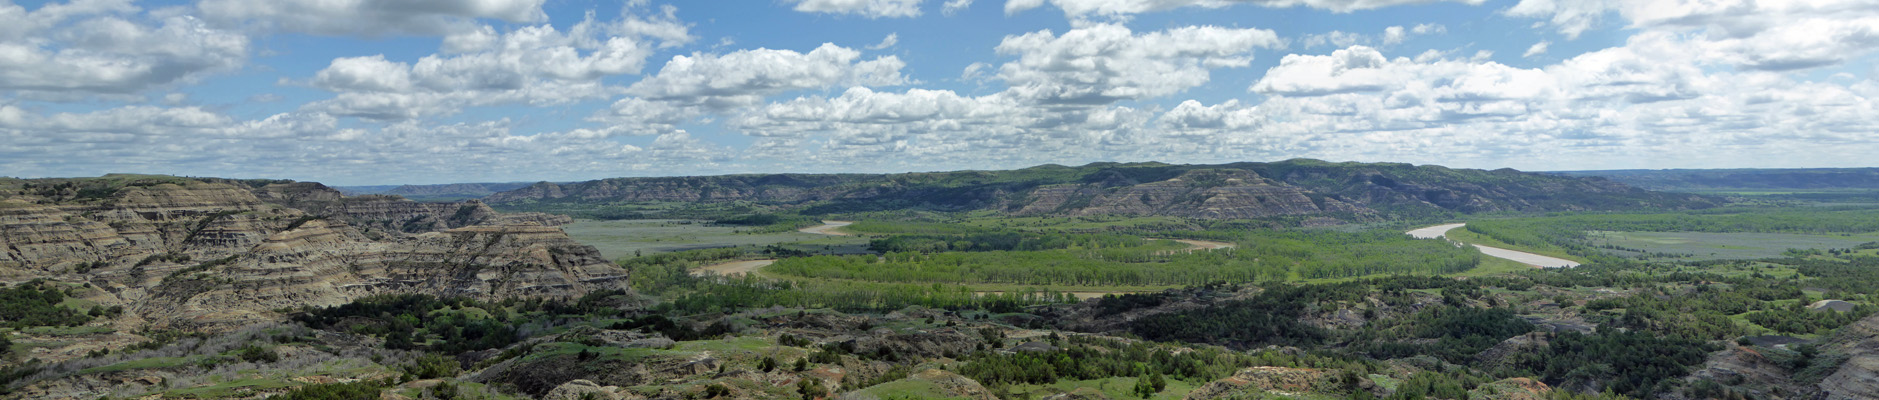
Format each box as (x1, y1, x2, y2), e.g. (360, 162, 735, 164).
(1407, 223, 1580, 268)
(797, 221, 855, 236)
(692, 221, 858, 276)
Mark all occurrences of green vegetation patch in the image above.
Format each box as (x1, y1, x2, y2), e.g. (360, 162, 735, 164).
(18, 325, 114, 337)
(0, 280, 94, 329)
(853, 378, 970, 400)
(523, 341, 694, 364)
(1588, 231, 1879, 261)
(1011, 377, 1199, 400)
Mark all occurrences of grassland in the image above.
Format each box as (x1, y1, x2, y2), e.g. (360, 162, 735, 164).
(1586, 230, 1879, 261)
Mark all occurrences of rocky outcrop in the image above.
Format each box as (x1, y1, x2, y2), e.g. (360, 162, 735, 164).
(382, 182, 534, 199)
(1819, 314, 1879, 399)
(0, 180, 285, 278)
(487, 176, 848, 204)
(544, 380, 636, 400)
(915, 369, 999, 400)
(257, 181, 569, 233)
(1183, 366, 1348, 399)
(0, 175, 621, 333)
(1821, 357, 1879, 400)
(1016, 169, 1369, 219)
(1468, 377, 1552, 400)
(0, 201, 136, 274)
(1476, 332, 1550, 370)
(1688, 343, 1810, 400)
(137, 220, 626, 331)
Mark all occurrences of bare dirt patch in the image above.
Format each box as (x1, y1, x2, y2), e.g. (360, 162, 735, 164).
(693, 260, 775, 277)
(798, 221, 855, 236)
(1171, 239, 1235, 250)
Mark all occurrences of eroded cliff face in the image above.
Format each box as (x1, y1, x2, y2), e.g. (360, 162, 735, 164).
(0, 181, 283, 278)
(1819, 314, 1879, 399)
(1014, 169, 1373, 219)
(256, 182, 570, 234)
(0, 176, 621, 332)
(137, 221, 626, 331)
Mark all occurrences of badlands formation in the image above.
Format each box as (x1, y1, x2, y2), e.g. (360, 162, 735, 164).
(0, 176, 626, 331)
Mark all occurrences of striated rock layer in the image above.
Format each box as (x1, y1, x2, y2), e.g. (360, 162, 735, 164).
(1820, 314, 1879, 399)
(0, 175, 622, 332)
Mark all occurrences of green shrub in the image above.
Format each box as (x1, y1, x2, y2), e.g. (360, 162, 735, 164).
(402, 353, 459, 380)
(235, 345, 280, 363)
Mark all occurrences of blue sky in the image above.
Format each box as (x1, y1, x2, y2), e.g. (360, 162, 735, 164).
(2, 0, 1877, 185)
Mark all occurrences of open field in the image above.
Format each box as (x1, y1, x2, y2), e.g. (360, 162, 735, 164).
(561, 219, 869, 260)
(959, 214, 1192, 232)
(1588, 230, 1879, 260)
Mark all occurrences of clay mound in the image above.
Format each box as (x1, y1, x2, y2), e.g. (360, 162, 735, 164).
(903, 369, 999, 400)
(1468, 377, 1552, 400)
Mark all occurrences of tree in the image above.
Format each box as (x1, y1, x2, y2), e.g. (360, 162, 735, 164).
(1133, 375, 1156, 398)
(798, 379, 829, 400)
(403, 353, 460, 380)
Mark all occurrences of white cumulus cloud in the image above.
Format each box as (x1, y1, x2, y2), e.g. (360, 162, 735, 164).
(0, 1, 247, 97)
(868, 33, 900, 50)
(1510, 0, 1879, 71)
(1523, 41, 1550, 57)
(992, 23, 1283, 105)
(944, 0, 976, 15)
(625, 43, 910, 110)
(300, 9, 692, 120)
(787, 0, 925, 18)
(1006, 0, 1486, 19)
(197, 0, 547, 36)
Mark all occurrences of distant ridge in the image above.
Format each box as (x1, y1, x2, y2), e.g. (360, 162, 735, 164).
(1549, 168, 1879, 191)
(336, 182, 537, 201)
(486, 159, 1718, 222)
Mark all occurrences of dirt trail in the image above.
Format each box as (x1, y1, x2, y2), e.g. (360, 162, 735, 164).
(1147, 238, 1236, 255)
(798, 220, 855, 236)
(1171, 239, 1235, 250)
(1407, 223, 1581, 268)
(692, 260, 775, 277)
